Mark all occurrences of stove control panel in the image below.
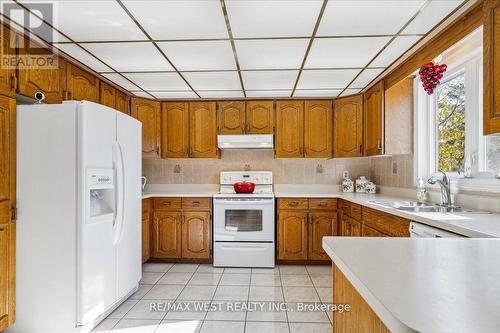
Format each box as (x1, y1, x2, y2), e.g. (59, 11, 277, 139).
(220, 171, 273, 185)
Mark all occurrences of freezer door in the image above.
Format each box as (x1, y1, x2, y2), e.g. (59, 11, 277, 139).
(115, 112, 142, 301)
(77, 102, 116, 325)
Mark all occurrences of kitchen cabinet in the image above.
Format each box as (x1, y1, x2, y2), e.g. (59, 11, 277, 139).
(361, 224, 387, 237)
(275, 100, 304, 158)
(0, 25, 15, 98)
(65, 63, 99, 102)
(161, 102, 189, 158)
(131, 97, 161, 158)
(333, 95, 363, 158)
(17, 37, 63, 103)
(246, 101, 274, 134)
(364, 81, 385, 156)
(142, 199, 152, 263)
(362, 207, 410, 237)
(151, 197, 212, 262)
(304, 100, 333, 158)
(277, 198, 337, 262)
(99, 82, 116, 109)
(115, 90, 130, 115)
(483, 0, 500, 135)
(218, 101, 246, 134)
(333, 264, 390, 333)
(0, 95, 15, 331)
(338, 200, 362, 236)
(189, 102, 218, 158)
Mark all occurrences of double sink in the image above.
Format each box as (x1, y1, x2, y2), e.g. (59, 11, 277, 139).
(370, 201, 491, 214)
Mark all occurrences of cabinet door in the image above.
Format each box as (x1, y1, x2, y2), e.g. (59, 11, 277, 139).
(152, 211, 182, 259)
(484, 0, 500, 135)
(189, 102, 218, 158)
(308, 212, 335, 260)
(115, 90, 130, 115)
(384, 77, 413, 155)
(275, 100, 304, 158)
(65, 63, 99, 102)
(162, 102, 189, 158)
(17, 37, 62, 103)
(99, 82, 116, 109)
(142, 199, 152, 263)
(182, 211, 211, 260)
(278, 210, 308, 260)
(364, 81, 384, 156)
(246, 101, 274, 134)
(351, 219, 361, 236)
(304, 100, 332, 158)
(218, 101, 245, 134)
(333, 95, 363, 157)
(0, 95, 15, 331)
(131, 97, 161, 157)
(0, 26, 15, 98)
(361, 224, 387, 237)
(339, 213, 350, 236)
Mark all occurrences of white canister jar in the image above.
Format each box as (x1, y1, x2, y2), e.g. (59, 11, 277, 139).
(342, 179, 354, 192)
(365, 182, 376, 194)
(355, 176, 368, 193)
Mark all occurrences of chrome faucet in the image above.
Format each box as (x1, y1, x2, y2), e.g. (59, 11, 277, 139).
(427, 171, 452, 206)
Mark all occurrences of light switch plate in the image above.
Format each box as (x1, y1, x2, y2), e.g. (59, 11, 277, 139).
(392, 161, 398, 175)
(342, 170, 349, 179)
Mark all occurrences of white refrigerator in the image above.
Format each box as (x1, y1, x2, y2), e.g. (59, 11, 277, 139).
(12, 101, 142, 333)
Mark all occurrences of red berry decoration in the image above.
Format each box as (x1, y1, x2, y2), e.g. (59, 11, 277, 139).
(419, 61, 447, 95)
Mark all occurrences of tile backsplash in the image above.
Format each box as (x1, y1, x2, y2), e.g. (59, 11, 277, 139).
(143, 150, 415, 188)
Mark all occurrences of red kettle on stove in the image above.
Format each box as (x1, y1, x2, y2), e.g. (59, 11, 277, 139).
(233, 181, 255, 193)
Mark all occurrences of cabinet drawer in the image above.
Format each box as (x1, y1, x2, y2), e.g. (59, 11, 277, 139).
(339, 200, 351, 216)
(182, 198, 211, 210)
(278, 198, 309, 210)
(362, 207, 410, 237)
(309, 198, 338, 210)
(362, 224, 388, 237)
(153, 198, 182, 210)
(350, 203, 362, 221)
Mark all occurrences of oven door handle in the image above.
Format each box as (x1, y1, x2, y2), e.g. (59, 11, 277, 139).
(214, 199, 274, 205)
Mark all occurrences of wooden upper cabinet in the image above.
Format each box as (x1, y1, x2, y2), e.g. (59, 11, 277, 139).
(0, 26, 16, 98)
(189, 102, 218, 158)
(99, 82, 116, 109)
(246, 101, 274, 134)
(115, 90, 130, 115)
(65, 63, 99, 102)
(333, 95, 363, 158)
(275, 100, 304, 158)
(304, 100, 332, 158)
(483, 0, 500, 135)
(152, 211, 182, 259)
(131, 97, 161, 157)
(384, 77, 413, 155)
(278, 211, 308, 260)
(17, 37, 63, 103)
(218, 101, 245, 134)
(364, 81, 385, 156)
(162, 102, 189, 158)
(181, 211, 211, 259)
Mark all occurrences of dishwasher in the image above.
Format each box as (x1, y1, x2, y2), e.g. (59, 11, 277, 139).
(409, 222, 466, 238)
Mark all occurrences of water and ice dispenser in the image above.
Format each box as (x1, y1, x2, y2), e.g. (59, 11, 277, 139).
(87, 169, 115, 220)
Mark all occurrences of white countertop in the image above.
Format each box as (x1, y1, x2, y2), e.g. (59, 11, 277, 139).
(142, 184, 218, 199)
(323, 237, 500, 333)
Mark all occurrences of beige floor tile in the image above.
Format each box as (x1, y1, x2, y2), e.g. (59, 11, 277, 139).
(245, 321, 290, 333)
(315, 287, 333, 303)
(164, 301, 207, 321)
(107, 300, 138, 319)
(188, 273, 222, 286)
(250, 274, 281, 286)
(130, 284, 154, 300)
(124, 300, 168, 320)
(156, 319, 203, 333)
(110, 319, 160, 332)
(251, 267, 280, 275)
(213, 286, 249, 301)
(197, 264, 224, 274)
(91, 318, 119, 332)
(309, 274, 331, 288)
(286, 303, 330, 323)
(219, 273, 250, 286)
(281, 274, 313, 287)
(279, 265, 308, 275)
(205, 301, 246, 321)
(169, 264, 200, 273)
(283, 287, 320, 302)
(178, 285, 217, 301)
(140, 272, 164, 284)
(305, 265, 331, 275)
(246, 302, 287, 322)
(248, 286, 284, 302)
(157, 272, 194, 285)
(142, 263, 173, 273)
(200, 320, 245, 333)
(289, 322, 331, 333)
(223, 267, 252, 274)
(142, 284, 184, 300)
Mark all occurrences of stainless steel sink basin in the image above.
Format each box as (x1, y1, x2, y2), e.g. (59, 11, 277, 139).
(370, 201, 491, 214)
(370, 201, 439, 209)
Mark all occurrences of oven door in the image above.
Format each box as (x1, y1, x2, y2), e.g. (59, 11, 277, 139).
(213, 197, 275, 242)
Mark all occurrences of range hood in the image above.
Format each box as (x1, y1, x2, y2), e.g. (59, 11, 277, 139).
(217, 134, 274, 149)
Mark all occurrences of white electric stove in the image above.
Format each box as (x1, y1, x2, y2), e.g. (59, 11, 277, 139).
(213, 171, 275, 268)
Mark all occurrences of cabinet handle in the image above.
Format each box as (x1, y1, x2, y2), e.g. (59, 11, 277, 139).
(191, 201, 200, 206)
(10, 73, 16, 92)
(161, 202, 171, 206)
(0, 226, 4, 231)
(359, 144, 363, 154)
(288, 201, 299, 207)
(189, 147, 193, 157)
(308, 215, 312, 224)
(319, 201, 327, 206)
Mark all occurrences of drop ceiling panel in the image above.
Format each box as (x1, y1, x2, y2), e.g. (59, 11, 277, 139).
(157, 41, 236, 71)
(340, 88, 362, 97)
(242, 70, 299, 90)
(246, 90, 292, 98)
(82, 42, 173, 72)
(225, 0, 323, 38)
(235, 39, 309, 70)
(371, 35, 421, 67)
(149, 91, 198, 99)
(124, 72, 189, 91)
(45, 1, 147, 41)
(122, 0, 228, 39)
(297, 69, 361, 89)
(306, 37, 390, 68)
(318, 0, 425, 36)
(198, 91, 245, 98)
(56, 44, 111, 72)
(294, 89, 343, 97)
(402, 0, 463, 34)
(349, 68, 385, 89)
(182, 71, 241, 90)
(101, 73, 140, 91)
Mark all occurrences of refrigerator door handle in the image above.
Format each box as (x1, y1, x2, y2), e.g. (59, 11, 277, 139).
(112, 141, 125, 245)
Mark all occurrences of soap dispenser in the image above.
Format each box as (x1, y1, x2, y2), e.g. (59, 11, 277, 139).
(417, 177, 427, 202)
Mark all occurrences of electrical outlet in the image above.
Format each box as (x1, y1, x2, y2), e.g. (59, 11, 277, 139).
(244, 164, 251, 171)
(316, 164, 323, 174)
(174, 164, 181, 173)
(342, 170, 349, 179)
(392, 161, 398, 175)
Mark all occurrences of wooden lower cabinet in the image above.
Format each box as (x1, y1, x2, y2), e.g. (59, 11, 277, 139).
(152, 211, 182, 259)
(333, 264, 390, 333)
(278, 211, 308, 260)
(142, 199, 152, 263)
(182, 211, 211, 259)
(362, 224, 388, 237)
(362, 207, 410, 237)
(308, 212, 336, 260)
(0, 224, 10, 328)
